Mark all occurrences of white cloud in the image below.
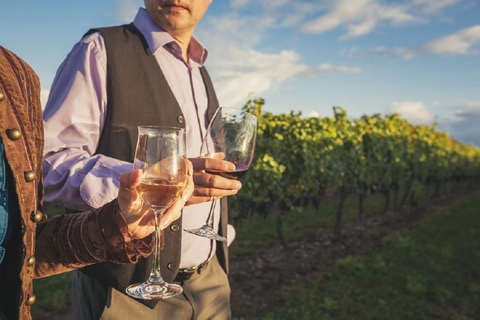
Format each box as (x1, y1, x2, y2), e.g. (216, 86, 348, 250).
(113, 0, 140, 23)
(423, 24, 480, 54)
(200, 15, 265, 49)
(230, 0, 250, 9)
(205, 1, 314, 42)
(40, 89, 50, 111)
(301, 63, 362, 76)
(344, 24, 480, 60)
(198, 3, 362, 107)
(346, 46, 419, 60)
(409, 0, 463, 14)
(301, 0, 461, 39)
(211, 48, 308, 107)
(438, 103, 480, 146)
(301, 0, 420, 38)
(211, 58, 361, 107)
(206, 46, 362, 107)
(304, 111, 320, 118)
(389, 101, 435, 124)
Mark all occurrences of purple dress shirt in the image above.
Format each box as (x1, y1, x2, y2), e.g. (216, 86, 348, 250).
(42, 8, 232, 268)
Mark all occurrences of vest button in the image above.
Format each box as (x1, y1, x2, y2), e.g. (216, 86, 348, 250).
(0, 91, 5, 102)
(167, 262, 175, 270)
(27, 256, 36, 266)
(177, 115, 184, 124)
(25, 171, 36, 182)
(25, 294, 36, 306)
(31, 211, 43, 223)
(170, 224, 180, 232)
(6, 128, 21, 140)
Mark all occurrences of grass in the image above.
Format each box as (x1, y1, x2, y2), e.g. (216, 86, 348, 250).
(230, 184, 429, 257)
(234, 191, 480, 320)
(31, 205, 72, 318)
(31, 184, 458, 316)
(31, 273, 72, 316)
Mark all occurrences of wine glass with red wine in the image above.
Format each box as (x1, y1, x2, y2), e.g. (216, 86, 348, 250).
(184, 107, 257, 241)
(126, 126, 188, 300)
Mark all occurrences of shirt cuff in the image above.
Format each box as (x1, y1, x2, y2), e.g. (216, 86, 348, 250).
(79, 157, 133, 209)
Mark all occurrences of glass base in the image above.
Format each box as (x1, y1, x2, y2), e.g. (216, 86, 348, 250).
(184, 225, 227, 242)
(126, 281, 182, 300)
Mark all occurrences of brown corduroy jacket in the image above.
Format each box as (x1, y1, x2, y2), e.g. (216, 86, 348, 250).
(0, 46, 153, 320)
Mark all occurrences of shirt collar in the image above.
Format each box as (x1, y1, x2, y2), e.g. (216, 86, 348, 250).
(133, 8, 208, 66)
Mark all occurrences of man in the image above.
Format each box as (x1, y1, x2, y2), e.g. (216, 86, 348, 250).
(43, 0, 240, 319)
(0, 46, 194, 320)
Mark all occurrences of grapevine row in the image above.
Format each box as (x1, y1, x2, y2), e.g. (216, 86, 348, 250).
(230, 99, 480, 245)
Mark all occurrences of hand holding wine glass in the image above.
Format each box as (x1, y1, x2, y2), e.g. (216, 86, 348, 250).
(186, 155, 242, 205)
(125, 126, 188, 300)
(117, 164, 194, 240)
(184, 107, 257, 242)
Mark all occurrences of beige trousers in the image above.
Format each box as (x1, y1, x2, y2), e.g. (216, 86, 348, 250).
(72, 256, 231, 320)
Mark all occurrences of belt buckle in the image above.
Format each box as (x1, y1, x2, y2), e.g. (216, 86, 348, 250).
(174, 270, 194, 282)
(174, 262, 207, 282)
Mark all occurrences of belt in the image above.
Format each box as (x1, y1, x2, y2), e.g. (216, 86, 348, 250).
(174, 261, 209, 282)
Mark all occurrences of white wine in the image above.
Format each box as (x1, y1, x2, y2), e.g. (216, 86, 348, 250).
(137, 179, 185, 211)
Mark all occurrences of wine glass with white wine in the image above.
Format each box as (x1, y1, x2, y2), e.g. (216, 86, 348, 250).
(126, 126, 188, 300)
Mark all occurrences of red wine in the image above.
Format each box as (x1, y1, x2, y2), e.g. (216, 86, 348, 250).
(207, 163, 249, 180)
(137, 179, 185, 211)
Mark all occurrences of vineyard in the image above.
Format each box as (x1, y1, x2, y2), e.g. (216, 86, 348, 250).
(32, 100, 480, 319)
(230, 98, 480, 246)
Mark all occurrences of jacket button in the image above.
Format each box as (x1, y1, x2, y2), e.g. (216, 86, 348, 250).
(167, 262, 175, 270)
(25, 295, 36, 306)
(27, 256, 36, 266)
(170, 224, 180, 232)
(177, 115, 184, 124)
(6, 128, 21, 140)
(0, 91, 5, 102)
(31, 211, 43, 223)
(24, 171, 36, 182)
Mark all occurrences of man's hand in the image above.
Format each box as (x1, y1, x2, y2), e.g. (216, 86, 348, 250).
(117, 161, 194, 239)
(187, 154, 242, 205)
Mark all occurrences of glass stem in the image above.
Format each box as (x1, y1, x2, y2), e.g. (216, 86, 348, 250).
(205, 199, 217, 229)
(148, 209, 165, 285)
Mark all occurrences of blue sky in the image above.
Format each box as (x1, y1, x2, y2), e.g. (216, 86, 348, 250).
(1, 0, 480, 145)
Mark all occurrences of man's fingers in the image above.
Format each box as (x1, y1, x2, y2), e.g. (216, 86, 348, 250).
(140, 210, 156, 227)
(160, 171, 194, 229)
(186, 195, 217, 205)
(193, 172, 241, 190)
(182, 175, 195, 202)
(160, 205, 179, 230)
(189, 157, 235, 172)
(211, 152, 225, 160)
(159, 192, 193, 230)
(187, 171, 241, 206)
(118, 170, 145, 225)
(191, 187, 238, 198)
(186, 159, 194, 176)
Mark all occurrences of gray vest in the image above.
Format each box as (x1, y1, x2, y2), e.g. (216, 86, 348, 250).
(80, 24, 228, 308)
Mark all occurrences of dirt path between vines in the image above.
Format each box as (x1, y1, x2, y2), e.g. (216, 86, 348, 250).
(229, 193, 469, 319)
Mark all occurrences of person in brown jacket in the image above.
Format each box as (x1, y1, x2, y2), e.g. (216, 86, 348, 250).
(0, 46, 194, 320)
